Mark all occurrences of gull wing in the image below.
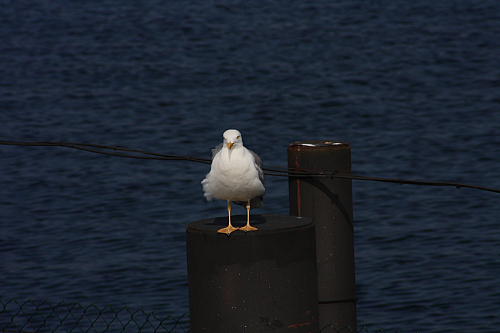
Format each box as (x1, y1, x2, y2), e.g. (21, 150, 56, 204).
(248, 149, 264, 185)
(211, 143, 223, 160)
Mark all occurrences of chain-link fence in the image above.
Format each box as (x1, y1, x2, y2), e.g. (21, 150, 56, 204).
(0, 299, 189, 333)
(1, 299, 412, 333)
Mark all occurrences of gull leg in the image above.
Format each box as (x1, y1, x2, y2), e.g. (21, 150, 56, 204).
(218, 201, 239, 235)
(239, 199, 258, 232)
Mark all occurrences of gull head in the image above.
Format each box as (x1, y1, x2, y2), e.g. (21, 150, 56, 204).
(223, 129, 243, 150)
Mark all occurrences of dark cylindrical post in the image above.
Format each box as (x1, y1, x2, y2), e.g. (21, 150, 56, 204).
(186, 215, 319, 333)
(288, 141, 357, 332)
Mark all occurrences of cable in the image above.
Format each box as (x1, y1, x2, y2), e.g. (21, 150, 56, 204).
(0, 137, 212, 164)
(1, 137, 499, 194)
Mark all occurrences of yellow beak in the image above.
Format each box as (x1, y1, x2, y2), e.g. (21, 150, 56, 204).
(228, 142, 233, 150)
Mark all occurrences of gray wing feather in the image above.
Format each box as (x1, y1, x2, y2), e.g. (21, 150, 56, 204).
(211, 143, 223, 160)
(248, 149, 264, 185)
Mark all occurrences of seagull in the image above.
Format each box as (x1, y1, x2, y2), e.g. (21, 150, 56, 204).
(201, 129, 265, 235)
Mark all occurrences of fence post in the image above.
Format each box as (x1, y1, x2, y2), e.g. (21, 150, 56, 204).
(288, 141, 357, 332)
(186, 215, 319, 333)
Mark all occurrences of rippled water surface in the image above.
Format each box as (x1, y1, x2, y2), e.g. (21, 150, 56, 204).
(1, 1, 500, 332)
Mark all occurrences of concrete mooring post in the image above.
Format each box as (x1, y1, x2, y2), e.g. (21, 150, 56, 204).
(186, 215, 319, 333)
(288, 141, 357, 332)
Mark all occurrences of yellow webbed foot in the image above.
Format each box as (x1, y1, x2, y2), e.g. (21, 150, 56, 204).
(218, 225, 239, 235)
(238, 225, 258, 232)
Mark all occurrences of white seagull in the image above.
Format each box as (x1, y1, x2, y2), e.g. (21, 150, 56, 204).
(201, 129, 265, 235)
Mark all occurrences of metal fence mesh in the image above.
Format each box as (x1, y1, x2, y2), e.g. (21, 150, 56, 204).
(1, 299, 412, 333)
(0, 299, 189, 333)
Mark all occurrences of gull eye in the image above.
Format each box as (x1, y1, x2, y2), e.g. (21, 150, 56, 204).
(237, 136, 240, 139)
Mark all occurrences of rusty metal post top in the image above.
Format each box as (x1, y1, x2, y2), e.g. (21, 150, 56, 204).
(288, 140, 350, 149)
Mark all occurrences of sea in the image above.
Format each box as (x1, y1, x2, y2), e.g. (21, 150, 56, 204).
(1, 1, 500, 332)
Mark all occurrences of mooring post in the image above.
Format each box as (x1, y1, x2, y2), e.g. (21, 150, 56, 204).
(288, 141, 357, 332)
(186, 215, 319, 333)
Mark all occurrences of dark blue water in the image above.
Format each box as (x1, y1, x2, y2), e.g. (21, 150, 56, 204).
(2, 1, 500, 332)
